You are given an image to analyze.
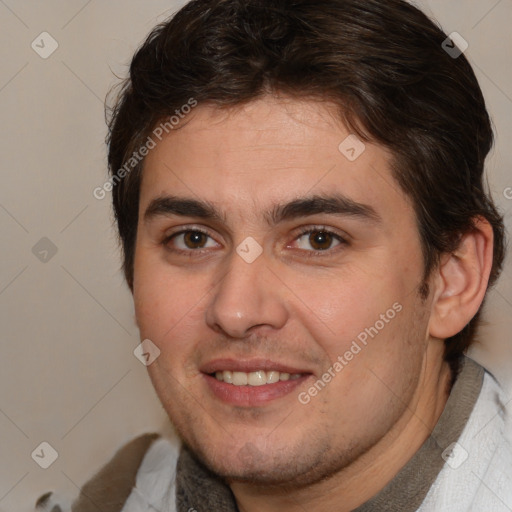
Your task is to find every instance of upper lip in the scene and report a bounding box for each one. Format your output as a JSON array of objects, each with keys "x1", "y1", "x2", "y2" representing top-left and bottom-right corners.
[{"x1": 200, "y1": 358, "x2": 313, "y2": 375}]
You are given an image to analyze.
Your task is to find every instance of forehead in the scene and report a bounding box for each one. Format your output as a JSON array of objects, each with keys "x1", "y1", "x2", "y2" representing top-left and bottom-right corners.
[{"x1": 139, "y1": 96, "x2": 412, "y2": 228}]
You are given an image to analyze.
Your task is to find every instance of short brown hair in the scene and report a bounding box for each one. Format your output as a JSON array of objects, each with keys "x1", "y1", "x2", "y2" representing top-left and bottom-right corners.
[{"x1": 106, "y1": 0, "x2": 506, "y2": 371}]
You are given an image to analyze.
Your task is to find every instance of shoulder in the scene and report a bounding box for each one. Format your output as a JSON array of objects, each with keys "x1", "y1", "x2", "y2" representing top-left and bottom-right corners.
[
  {"x1": 419, "y1": 360, "x2": 512, "y2": 511},
  {"x1": 35, "y1": 433, "x2": 180, "y2": 512}
]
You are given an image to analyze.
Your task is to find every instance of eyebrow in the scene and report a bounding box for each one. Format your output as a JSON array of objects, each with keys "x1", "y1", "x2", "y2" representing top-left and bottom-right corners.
[{"x1": 143, "y1": 193, "x2": 382, "y2": 226}]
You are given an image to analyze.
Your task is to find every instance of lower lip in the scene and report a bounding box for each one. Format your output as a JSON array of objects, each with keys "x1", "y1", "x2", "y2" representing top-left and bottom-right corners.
[{"x1": 203, "y1": 373, "x2": 311, "y2": 406}]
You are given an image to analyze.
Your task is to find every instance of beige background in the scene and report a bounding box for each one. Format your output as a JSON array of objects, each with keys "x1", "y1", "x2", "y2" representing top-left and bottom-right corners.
[{"x1": 0, "y1": 1, "x2": 511, "y2": 510}]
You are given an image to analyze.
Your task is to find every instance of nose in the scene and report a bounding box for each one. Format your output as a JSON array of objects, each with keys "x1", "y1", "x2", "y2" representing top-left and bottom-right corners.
[{"x1": 205, "y1": 248, "x2": 289, "y2": 339}]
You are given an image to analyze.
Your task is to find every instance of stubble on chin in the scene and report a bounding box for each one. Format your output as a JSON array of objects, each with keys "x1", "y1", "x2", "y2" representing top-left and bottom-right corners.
[{"x1": 172, "y1": 415, "x2": 378, "y2": 492}]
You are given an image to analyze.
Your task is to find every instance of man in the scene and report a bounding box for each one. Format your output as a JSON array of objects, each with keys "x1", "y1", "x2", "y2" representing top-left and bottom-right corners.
[{"x1": 37, "y1": 0, "x2": 511, "y2": 510}]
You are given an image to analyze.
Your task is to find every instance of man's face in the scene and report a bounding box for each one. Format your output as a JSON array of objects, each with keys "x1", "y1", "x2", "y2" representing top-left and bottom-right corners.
[{"x1": 133, "y1": 96, "x2": 434, "y2": 485}]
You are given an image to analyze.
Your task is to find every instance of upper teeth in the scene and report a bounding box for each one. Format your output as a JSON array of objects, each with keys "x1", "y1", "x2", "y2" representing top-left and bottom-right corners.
[{"x1": 214, "y1": 370, "x2": 302, "y2": 386}]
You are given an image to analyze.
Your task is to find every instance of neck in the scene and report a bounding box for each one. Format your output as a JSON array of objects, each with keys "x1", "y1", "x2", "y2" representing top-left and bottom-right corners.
[{"x1": 230, "y1": 352, "x2": 452, "y2": 512}]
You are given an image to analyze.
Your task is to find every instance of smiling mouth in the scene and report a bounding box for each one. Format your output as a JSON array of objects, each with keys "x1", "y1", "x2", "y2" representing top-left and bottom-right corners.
[{"x1": 210, "y1": 370, "x2": 305, "y2": 386}]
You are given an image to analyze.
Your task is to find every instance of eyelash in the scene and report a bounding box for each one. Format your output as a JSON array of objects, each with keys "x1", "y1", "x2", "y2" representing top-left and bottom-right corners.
[
  {"x1": 292, "y1": 226, "x2": 348, "y2": 256},
  {"x1": 162, "y1": 225, "x2": 348, "y2": 257}
]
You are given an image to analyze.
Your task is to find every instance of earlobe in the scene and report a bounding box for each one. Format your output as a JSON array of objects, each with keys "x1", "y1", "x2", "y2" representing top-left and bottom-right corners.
[{"x1": 429, "y1": 217, "x2": 494, "y2": 340}]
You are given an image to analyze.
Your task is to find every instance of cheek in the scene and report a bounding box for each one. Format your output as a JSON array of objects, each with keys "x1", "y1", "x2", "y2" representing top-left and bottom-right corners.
[
  {"x1": 311, "y1": 297, "x2": 426, "y2": 428},
  {"x1": 291, "y1": 266, "x2": 407, "y2": 351},
  {"x1": 133, "y1": 250, "x2": 206, "y2": 342}
]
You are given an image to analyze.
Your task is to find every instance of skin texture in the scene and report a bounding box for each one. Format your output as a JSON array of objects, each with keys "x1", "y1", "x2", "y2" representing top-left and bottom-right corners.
[{"x1": 133, "y1": 96, "x2": 493, "y2": 511}]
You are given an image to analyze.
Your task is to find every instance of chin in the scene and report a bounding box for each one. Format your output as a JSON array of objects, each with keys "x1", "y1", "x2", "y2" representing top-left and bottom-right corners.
[
  {"x1": 200, "y1": 447, "x2": 355, "y2": 489},
  {"x1": 200, "y1": 450, "x2": 314, "y2": 486},
  {"x1": 180, "y1": 425, "x2": 359, "y2": 489}
]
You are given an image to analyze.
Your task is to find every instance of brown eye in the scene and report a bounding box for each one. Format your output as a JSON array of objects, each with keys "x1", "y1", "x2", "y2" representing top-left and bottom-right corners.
[
  {"x1": 293, "y1": 228, "x2": 346, "y2": 253},
  {"x1": 164, "y1": 230, "x2": 218, "y2": 252},
  {"x1": 308, "y1": 231, "x2": 334, "y2": 251},
  {"x1": 183, "y1": 231, "x2": 208, "y2": 249}
]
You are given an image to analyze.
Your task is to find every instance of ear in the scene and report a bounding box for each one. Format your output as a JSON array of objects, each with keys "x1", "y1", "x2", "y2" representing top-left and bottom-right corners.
[{"x1": 429, "y1": 217, "x2": 494, "y2": 340}]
